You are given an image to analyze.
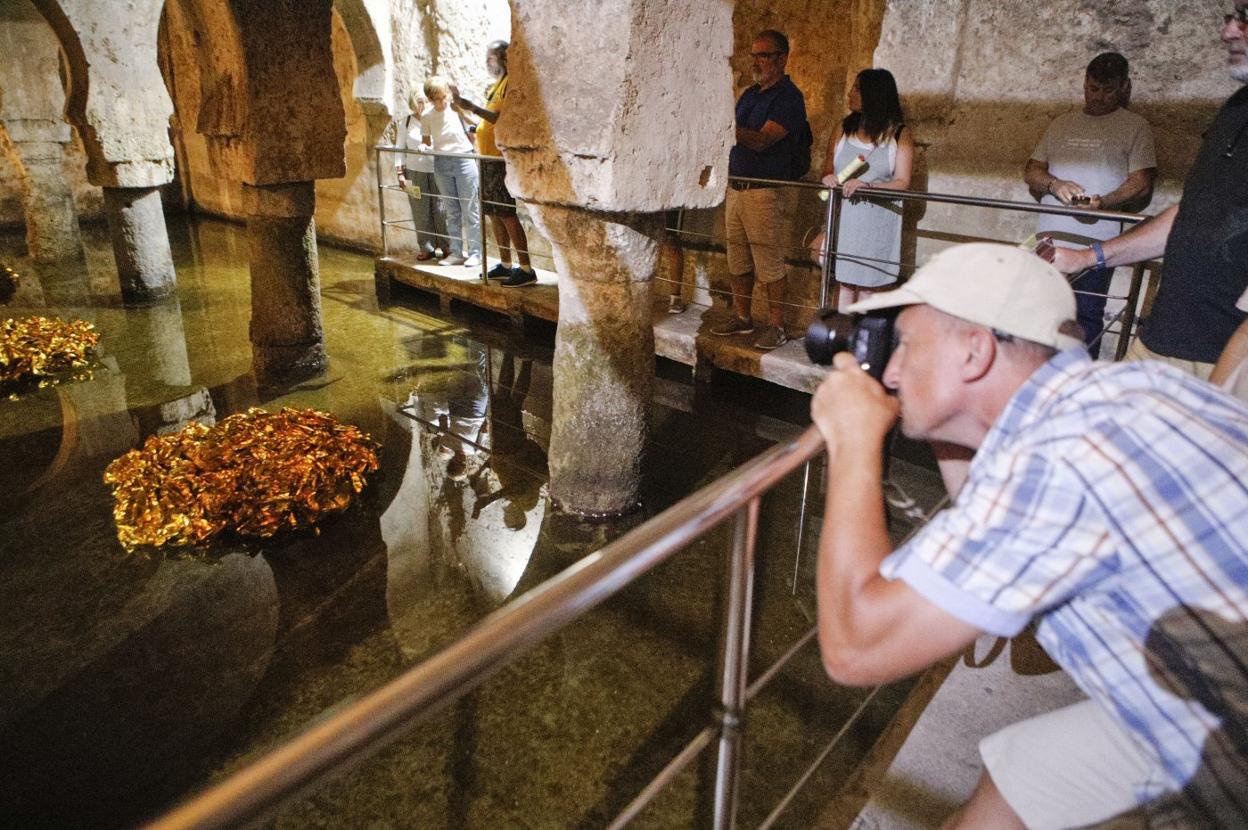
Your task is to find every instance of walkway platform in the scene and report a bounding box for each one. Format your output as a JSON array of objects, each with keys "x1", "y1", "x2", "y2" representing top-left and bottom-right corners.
[{"x1": 374, "y1": 256, "x2": 827, "y2": 394}]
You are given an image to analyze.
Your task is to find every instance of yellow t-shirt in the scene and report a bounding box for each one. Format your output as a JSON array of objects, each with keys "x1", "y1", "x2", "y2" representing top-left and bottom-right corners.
[{"x1": 475, "y1": 75, "x2": 507, "y2": 157}]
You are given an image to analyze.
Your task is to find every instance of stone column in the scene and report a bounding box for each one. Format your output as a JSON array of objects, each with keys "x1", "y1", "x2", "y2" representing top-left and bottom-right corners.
[
  {"x1": 531, "y1": 205, "x2": 662, "y2": 516},
  {"x1": 101, "y1": 187, "x2": 175, "y2": 304},
  {"x1": 243, "y1": 181, "x2": 327, "y2": 386},
  {"x1": 1, "y1": 128, "x2": 82, "y2": 263},
  {"x1": 501, "y1": 0, "x2": 734, "y2": 516}
]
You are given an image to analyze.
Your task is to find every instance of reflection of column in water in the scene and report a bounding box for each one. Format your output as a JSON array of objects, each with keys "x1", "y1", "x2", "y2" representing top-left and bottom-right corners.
[
  {"x1": 128, "y1": 298, "x2": 193, "y2": 388},
  {"x1": 31, "y1": 257, "x2": 93, "y2": 310}
]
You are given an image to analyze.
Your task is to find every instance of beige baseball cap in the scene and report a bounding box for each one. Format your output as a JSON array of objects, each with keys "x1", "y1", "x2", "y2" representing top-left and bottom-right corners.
[{"x1": 846, "y1": 242, "x2": 1084, "y2": 351}]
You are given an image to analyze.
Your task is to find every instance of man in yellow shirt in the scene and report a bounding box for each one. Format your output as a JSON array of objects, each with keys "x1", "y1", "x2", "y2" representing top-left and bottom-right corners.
[{"x1": 454, "y1": 41, "x2": 537, "y2": 287}]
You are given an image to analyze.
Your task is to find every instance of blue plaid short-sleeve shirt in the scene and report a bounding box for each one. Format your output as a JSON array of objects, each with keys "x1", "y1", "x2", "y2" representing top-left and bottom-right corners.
[{"x1": 882, "y1": 349, "x2": 1248, "y2": 819}]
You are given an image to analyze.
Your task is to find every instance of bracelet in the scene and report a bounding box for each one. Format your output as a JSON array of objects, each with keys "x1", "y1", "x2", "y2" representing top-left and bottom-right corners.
[{"x1": 1091, "y1": 241, "x2": 1106, "y2": 268}]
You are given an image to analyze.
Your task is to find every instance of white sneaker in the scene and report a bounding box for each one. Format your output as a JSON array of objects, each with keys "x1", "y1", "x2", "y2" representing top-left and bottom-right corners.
[
  {"x1": 438, "y1": 254, "x2": 467, "y2": 266},
  {"x1": 463, "y1": 254, "x2": 481, "y2": 268}
]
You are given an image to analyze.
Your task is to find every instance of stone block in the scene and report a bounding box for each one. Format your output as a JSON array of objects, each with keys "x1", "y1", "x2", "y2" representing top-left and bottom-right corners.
[{"x1": 501, "y1": 0, "x2": 734, "y2": 211}]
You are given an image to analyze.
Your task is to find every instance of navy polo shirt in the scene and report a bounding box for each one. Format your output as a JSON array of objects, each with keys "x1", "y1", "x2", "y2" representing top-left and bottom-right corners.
[{"x1": 729, "y1": 75, "x2": 807, "y2": 181}]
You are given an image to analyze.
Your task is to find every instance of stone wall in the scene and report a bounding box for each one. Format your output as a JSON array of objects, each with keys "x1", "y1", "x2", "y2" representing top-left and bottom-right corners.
[{"x1": 875, "y1": 0, "x2": 1234, "y2": 342}]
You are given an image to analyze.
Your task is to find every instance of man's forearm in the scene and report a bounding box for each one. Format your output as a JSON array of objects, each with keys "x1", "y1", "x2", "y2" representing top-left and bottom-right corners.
[
  {"x1": 1103, "y1": 203, "x2": 1176, "y2": 266},
  {"x1": 1023, "y1": 160, "x2": 1056, "y2": 198},
  {"x1": 816, "y1": 446, "x2": 894, "y2": 665},
  {"x1": 1098, "y1": 169, "x2": 1155, "y2": 210},
  {"x1": 458, "y1": 98, "x2": 499, "y2": 123},
  {"x1": 735, "y1": 126, "x2": 776, "y2": 152},
  {"x1": 1211, "y1": 318, "x2": 1248, "y2": 386}
]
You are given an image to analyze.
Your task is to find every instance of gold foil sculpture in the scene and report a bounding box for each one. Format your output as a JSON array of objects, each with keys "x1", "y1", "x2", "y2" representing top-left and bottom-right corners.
[
  {"x1": 0, "y1": 315, "x2": 99, "y2": 387},
  {"x1": 104, "y1": 407, "x2": 380, "y2": 551}
]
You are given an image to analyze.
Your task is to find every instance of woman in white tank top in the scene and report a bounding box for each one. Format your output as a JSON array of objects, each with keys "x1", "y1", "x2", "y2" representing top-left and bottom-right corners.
[{"x1": 818, "y1": 69, "x2": 914, "y2": 300}]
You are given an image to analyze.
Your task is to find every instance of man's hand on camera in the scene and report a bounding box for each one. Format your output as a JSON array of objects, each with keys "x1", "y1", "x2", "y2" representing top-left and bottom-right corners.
[{"x1": 811, "y1": 353, "x2": 899, "y2": 460}]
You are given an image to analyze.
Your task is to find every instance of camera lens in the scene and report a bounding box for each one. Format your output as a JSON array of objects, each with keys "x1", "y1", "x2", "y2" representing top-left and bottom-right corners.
[{"x1": 804, "y1": 309, "x2": 857, "y2": 366}]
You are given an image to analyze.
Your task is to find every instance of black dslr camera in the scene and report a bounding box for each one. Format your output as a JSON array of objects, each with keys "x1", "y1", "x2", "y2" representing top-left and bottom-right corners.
[{"x1": 804, "y1": 309, "x2": 897, "y2": 380}]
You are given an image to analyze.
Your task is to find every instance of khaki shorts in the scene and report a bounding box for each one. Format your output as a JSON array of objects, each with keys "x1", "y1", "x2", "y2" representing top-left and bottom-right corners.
[
  {"x1": 725, "y1": 186, "x2": 791, "y2": 285},
  {"x1": 980, "y1": 700, "x2": 1153, "y2": 830},
  {"x1": 1125, "y1": 337, "x2": 1215, "y2": 381}
]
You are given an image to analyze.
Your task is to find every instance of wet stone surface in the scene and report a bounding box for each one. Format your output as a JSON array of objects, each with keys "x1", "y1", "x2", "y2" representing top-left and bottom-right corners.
[{"x1": 0, "y1": 217, "x2": 944, "y2": 828}]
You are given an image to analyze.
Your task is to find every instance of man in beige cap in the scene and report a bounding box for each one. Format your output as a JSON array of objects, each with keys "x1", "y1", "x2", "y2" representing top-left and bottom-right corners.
[{"x1": 811, "y1": 242, "x2": 1248, "y2": 828}]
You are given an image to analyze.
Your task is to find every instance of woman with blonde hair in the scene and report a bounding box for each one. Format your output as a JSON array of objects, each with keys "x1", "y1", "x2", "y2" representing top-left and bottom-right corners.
[
  {"x1": 421, "y1": 75, "x2": 482, "y2": 267},
  {"x1": 392, "y1": 91, "x2": 446, "y2": 260}
]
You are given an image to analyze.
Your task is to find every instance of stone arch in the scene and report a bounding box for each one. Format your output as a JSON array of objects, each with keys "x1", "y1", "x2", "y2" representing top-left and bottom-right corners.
[
  {"x1": 332, "y1": 0, "x2": 394, "y2": 116},
  {"x1": 166, "y1": 0, "x2": 345, "y2": 187},
  {"x1": 28, "y1": 0, "x2": 175, "y2": 189},
  {"x1": 0, "y1": 0, "x2": 83, "y2": 261}
]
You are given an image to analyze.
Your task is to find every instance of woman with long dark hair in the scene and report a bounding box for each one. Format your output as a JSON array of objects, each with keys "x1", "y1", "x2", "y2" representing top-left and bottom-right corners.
[{"x1": 819, "y1": 68, "x2": 914, "y2": 298}]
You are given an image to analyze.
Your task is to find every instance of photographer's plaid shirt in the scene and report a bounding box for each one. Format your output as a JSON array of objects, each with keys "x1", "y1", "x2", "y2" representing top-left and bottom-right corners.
[{"x1": 882, "y1": 349, "x2": 1248, "y2": 821}]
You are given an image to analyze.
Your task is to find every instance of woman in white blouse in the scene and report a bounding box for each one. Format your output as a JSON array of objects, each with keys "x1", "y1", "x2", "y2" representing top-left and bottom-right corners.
[{"x1": 420, "y1": 76, "x2": 482, "y2": 267}]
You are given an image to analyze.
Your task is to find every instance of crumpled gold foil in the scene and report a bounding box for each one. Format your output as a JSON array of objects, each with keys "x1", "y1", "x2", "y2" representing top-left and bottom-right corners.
[
  {"x1": 0, "y1": 315, "x2": 99, "y2": 388},
  {"x1": 104, "y1": 407, "x2": 380, "y2": 552}
]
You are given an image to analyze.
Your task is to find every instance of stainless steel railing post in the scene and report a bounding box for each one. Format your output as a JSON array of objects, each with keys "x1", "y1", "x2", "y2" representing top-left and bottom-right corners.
[
  {"x1": 478, "y1": 155, "x2": 489, "y2": 283},
  {"x1": 712, "y1": 498, "x2": 760, "y2": 830},
  {"x1": 791, "y1": 459, "x2": 813, "y2": 594},
  {"x1": 818, "y1": 185, "x2": 838, "y2": 309},
  {"x1": 377, "y1": 147, "x2": 389, "y2": 257},
  {"x1": 1115, "y1": 262, "x2": 1147, "y2": 361}
]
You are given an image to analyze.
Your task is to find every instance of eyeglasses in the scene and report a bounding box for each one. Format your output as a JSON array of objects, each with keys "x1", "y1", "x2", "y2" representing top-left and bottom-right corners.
[
  {"x1": 750, "y1": 51, "x2": 783, "y2": 59},
  {"x1": 1226, "y1": 7, "x2": 1248, "y2": 26}
]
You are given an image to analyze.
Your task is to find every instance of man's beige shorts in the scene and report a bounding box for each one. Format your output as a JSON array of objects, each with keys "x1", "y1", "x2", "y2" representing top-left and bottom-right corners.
[
  {"x1": 980, "y1": 699, "x2": 1155, "y2": 829},
  {"x1": 1125, "y1": 336, "x2": 1215, "y2": 380},
  {"x1": 725, "y1": 186, "x2": 791, "y2": 285}
]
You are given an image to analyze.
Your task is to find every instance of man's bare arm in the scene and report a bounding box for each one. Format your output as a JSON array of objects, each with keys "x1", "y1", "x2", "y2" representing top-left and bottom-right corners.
[
  {"x1": 451, "y1": 84, "x2": 499, "y2": 124},
  {"x1": 811, "y1": 357, "x2": 982, "y2": 687},
  {"x1": 1025, "y1": 158, "x2": 1082, "y2": 204},
  {"x1": 1094, "y1": 167, "x2": 1156, "y2": 211},
  {"x1": 736, "y1": 120, "x2": 788, "y2": 153},
  {"x1": 1052, "y1": 203, "x2": 1178, "y2": 274},
  {"x1": 1211, "y1": 316, "x2": 1248, "y2": 386}
]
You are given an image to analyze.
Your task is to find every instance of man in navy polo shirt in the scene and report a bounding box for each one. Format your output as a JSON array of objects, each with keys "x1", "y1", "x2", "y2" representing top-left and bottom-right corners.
[{"x1": 712, "y1": 29, "x2": 808, "y2": 351}]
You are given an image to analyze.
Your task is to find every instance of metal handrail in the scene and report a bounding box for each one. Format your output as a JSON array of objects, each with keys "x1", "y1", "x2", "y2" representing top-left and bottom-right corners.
[
  {"x1": 146, "y1": 427, "x2": 827, "y2": 830},
  {"x1": 375, "y1": 146, "x2": 1154, "y2": 348}
]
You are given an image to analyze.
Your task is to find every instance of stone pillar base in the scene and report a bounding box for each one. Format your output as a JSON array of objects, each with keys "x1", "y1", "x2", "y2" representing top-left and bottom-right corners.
[
  {"x1": 244, "y1": 182, "x2": 327, "y2": 386},
  {"x1": 529, "y1": 204, "x2": 661, "y2": 517},
  {"x1": 102, "y1": 186, "x2": 176, "y2": 305}
]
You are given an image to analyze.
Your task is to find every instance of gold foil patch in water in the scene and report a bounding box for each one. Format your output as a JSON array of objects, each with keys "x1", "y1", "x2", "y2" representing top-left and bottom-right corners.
[{"x1": 104, "y1": 407, "x2": 380, "y2": 551}]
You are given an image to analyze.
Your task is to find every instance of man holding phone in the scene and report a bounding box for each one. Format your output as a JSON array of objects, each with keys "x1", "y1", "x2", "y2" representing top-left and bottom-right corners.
[{"x1": 1023, "y1": 52, "x2": 1156, "y2": 356}]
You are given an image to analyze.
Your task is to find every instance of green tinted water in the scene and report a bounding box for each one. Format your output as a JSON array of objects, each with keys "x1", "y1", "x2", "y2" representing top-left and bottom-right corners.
[{"x1": 0, "y1": 216, "x2": 938, "y2": 829}]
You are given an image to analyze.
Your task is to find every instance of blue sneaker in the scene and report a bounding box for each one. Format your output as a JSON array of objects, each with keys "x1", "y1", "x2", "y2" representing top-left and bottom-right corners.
[
  {"x1": 487, "y1": 263, "x2": 512, "y2": 279},
  {"x1": 502, "y1": 267, "x2": 538, "y2": 287}
]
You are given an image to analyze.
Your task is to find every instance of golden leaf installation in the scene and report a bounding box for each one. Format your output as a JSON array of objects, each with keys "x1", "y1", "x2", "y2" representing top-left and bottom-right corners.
[
  {"x1": 0, "y1": 315, "x2": 99, "y2": 392},
  {"x1": 104, "y1": 407, "x2": 380, "y2": 551}
]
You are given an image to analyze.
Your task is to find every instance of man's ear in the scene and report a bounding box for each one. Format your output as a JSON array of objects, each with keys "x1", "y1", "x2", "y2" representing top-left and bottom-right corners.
[{"x1": 960, "y1": 326, "x2": 997, "y2": 383}]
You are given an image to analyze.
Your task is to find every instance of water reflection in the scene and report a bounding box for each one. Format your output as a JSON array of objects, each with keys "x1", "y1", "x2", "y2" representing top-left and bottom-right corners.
[
  {"x1": 384, "y1": 339, "x2": 549, "y2": 660},
  {"x1": 0, "y1": 217, "x2": 936, "y2": 828}
]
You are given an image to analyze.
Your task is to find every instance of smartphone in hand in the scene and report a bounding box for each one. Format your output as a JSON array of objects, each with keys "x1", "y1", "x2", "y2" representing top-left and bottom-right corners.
[{"x1": 1033, "y1": 236, "x2": 1056, "y2": 263}]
